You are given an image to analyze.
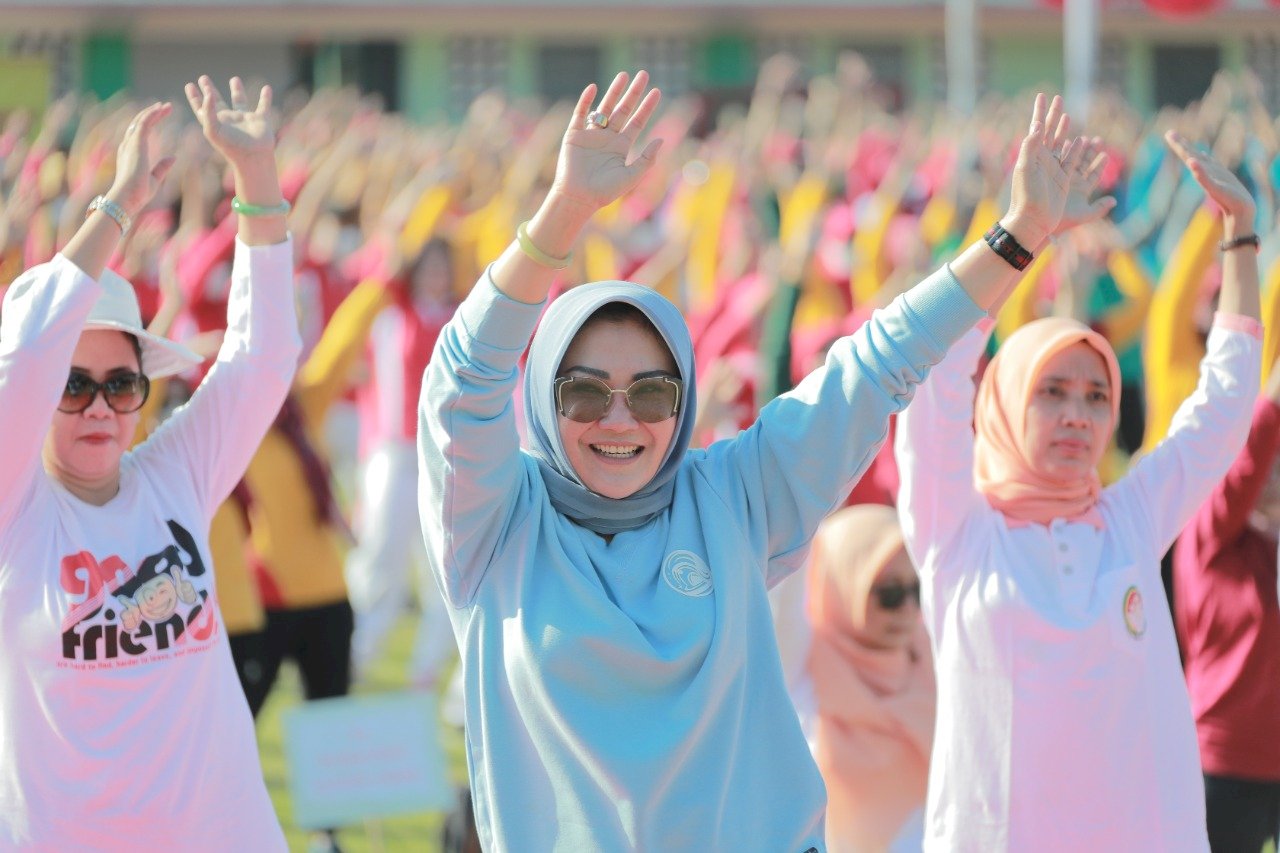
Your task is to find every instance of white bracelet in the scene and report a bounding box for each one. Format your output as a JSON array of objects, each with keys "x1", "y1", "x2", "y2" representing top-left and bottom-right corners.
[{"x1": 86, "y1": 196, "x2": 132, "y2": 236}]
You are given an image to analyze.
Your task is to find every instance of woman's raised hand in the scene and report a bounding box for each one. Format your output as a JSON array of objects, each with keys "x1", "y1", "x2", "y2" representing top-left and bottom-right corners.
[
  {"x1": 183, "y1": 74, "x2": 285, "y2": 246},
  {"x1": 549, "y1": 70, "x2": 663, "y2": 214},
  {"x1": 1003, "y1": 94, "x2": 1078, "y2": 247},
  {"x1": 183, "y1": 75, "x2": 276, "y2": 168},
  {"x1": 108, "y1": 102, "x2": 176, "y2": 218},
  {"x1": 1053, "y1": 135, "x2": 1116, "y2": 235},
  {"x1": 1164, "y1": 129, "x2": 1257, "y2": 227}
]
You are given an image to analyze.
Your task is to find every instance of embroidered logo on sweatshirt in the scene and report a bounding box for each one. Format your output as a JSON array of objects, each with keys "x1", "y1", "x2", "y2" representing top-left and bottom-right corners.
[
  {"x1": 662, "y1": 550, "x2": 713, "y2": 597},
  {"x1": 58, "y1": 519, "x2": 219, "y2": 669},
  {"x1": 1122, "y1": 585, "x2": 1146, "y2": 638}
]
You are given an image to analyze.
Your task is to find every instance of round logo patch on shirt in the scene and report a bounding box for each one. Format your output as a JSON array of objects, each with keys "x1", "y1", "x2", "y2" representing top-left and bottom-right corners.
[
  {"x1": 662, "y1": 550, "x2": 713, "y2": 597},
  {"x1": 1123, "y1": 585, "x2": 1146, "y2": 638}
]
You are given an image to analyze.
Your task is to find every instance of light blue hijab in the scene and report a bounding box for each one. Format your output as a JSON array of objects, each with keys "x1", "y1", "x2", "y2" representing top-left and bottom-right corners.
[{"x1": 523, "y1": 282, "x2": 697, "y2": 535}]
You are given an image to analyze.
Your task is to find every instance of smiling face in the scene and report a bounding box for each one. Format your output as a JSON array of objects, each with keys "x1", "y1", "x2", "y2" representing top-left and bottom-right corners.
[
  {"x1": 1022, "y1": 342, "x2": 1114, "y2": 483},
  {"x1": 43, "y1": 330, "x2": 143, "y2": 496},
  {"x1": 135, "y1": 574, "x2": 179, "y2": 622},
  {"x1": 556, "y1": 316, "x2": 680, "y2": 499}
]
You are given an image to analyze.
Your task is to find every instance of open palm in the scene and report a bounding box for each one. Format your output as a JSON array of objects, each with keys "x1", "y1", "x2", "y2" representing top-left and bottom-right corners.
[
  {"x1": 109, "y1": 101, "x2": 177, "y2": 215},
  {"x1": 1165, "y1": 130, "x2": 1256, "y2": 223},
  {"x1": 1005, "y1": 94, "x2": 1074, "y2": 244},
  {"x1": 1054, "y1": 136, "x2": 1116, "y2": 235},
  {"x1": 183, "y1": 75, "x2": 276, "y2": 166},
  {"x1": 551, "y1": 71, "x2": 663, "y2": 213}
]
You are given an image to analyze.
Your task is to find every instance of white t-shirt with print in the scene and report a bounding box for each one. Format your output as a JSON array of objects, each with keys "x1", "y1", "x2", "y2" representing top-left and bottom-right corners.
[{"x1": 0, "y1": 240, "x2": 299, "y2": 849}]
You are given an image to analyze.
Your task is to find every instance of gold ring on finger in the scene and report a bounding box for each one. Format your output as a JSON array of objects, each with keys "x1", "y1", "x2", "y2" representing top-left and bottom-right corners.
[{"x1": 585, "y1": 110, "x2": 609, "y2": 130}]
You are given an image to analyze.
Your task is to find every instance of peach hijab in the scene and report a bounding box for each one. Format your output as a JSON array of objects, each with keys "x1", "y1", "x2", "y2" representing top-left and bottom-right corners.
[
  {"x1": 806, "y1": 504, "x2": 934, "y2": 852},
  {"x1": 974, "y1": 317, "x2": 1121, "y2": 526}
]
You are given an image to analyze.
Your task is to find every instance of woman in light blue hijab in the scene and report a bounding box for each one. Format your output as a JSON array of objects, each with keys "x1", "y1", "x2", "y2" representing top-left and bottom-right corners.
[
  {"x1": 523, "y1": 281, "x2": 697, "y2": 535},
  {"x1": 417, "y1": 73, "x2": 1102, "y2": 851}
]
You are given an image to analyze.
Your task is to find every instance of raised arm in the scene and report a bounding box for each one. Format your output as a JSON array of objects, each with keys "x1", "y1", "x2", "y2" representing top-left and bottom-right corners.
[
  {"x1": 949, "y1": 99, "x2": 1113, "y2": 314},
  {"x1": 1164, "y1": 130, "x2": 1261, "y2": 323},
  {"x1": 488, "y1": 71, "x2": 662, "y2": 305},
  {"x1": 700, "y1": 96, "x2": 1114, "y2": 584},
  {"x1": 0, "y1": 102, "x2": 175, "y2": 529},
  {"x1": 418, "y1": 71, "x2": 664, "y2": 606},
  {"x1": 1119, "y1": 132, "x2": 1263, "y2": 551},
  {"x1": 895, "y1": 323, "x2": 991, "y2": 574},
  {"x1": 61, "y1": 102, "x2": 176, "y2": 280},
  {"x1": 139, "y1": 76, "x2": 298, "y2": 515}
]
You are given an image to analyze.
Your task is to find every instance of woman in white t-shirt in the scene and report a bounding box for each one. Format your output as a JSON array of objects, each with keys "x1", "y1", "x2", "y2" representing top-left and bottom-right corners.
[
  {"x1": 0, "y1": 76, "x2": 296, "y2": 848},
  {"x1": 896, "y1": 132, "x2": 1264, "y2": 852}
]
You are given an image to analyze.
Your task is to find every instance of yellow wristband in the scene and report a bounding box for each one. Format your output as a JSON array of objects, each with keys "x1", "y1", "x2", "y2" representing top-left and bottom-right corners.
[{"x1": 516, "y1": 220, "x2": 571, "y2": 270}]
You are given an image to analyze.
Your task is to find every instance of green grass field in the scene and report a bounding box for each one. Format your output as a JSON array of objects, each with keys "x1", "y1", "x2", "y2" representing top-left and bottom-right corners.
[{"x1": 255, "y1": 614, "x2": 468, "y2": 852}]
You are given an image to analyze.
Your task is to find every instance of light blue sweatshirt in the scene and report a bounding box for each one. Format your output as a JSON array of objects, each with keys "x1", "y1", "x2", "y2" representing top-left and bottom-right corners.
[{"x1": 417, "y1": 266, "x2": 984, "y2": 851}]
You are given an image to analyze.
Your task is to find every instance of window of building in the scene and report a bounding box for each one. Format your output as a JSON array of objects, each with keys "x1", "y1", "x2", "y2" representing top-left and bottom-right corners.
[
  {"x1": 632, "y1": 36, "x2": 693, "y2": 100},
  {"x1": 1152, "y1": 43, "x2": 1219, "y2": 109},
  {"x1": 448, "y1": 37, "x2": 510, "y2": 116},
  {"x1": 538, "y1": 43, "x2": 602, "y2": 105}
]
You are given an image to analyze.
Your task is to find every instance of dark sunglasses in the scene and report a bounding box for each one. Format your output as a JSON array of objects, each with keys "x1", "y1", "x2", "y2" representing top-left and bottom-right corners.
[
  {"x1": 59, "y1": 372, "x2": 151, "y2": 414},
  {"x1": 872, "y1": 581, "x2": 921, "y2": 611},
  {"x1": 554, "y1": 375, "x2": 682, "y2": 424}
]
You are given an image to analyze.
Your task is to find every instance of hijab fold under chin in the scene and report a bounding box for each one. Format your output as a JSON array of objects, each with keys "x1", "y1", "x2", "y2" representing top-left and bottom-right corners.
[
  {"x1": 523, "y1": 282, "x2": 697, "y2": 535},
  {"x1": 973, "y1": 317, "x2": 1121, "y2": 526}
]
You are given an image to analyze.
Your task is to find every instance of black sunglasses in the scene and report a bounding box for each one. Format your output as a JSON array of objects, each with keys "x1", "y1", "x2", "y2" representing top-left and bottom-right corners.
[
  {"x1": 59, "y1": 372, "x2": 151, "y2": 414},
  {"x1": 872, "y1": 581, "x2": 921, "y2": 611},
  {"x1": 554, "y1": 375, "x2": 682, "y2": 424}
]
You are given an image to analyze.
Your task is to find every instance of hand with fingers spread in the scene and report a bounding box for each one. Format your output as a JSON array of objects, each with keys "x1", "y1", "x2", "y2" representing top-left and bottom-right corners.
[
  {"x1": 943, "y1": 94, "x2": 1115, "y2": 314},
  {"x1": 183, "y1": 75, "x2": 276, "y2": 169},
  {"x1": 550, "y1": 70, "x2": 664, "y2": 215},
  {"x1": 1002, "y1": 94, "x2": 1084, "y2": 248},
  {"x1": 182, "y1": 75, "x2": 286, "y2": 246},
  {"x1": 490, "y1": 70, "x2": 663, "y2": 304}
]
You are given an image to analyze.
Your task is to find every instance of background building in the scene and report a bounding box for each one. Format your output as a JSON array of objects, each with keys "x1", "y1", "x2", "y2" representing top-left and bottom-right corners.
[{"x1": 0, "y1": 0, "x2": 1277, "y2": 120}]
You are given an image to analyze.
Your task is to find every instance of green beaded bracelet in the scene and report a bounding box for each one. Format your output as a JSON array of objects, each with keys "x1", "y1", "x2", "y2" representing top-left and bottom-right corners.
[{"x1": 231, "y1": 196, "x2": 292, "y2": 217}]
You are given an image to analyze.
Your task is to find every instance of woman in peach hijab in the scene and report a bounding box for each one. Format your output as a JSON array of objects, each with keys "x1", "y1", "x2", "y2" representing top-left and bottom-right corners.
[
  {"x1": 895, "y1": 133, "x2": 1264, "y2": 853},
  {"x1": 807, "y1": 504, "x2": 934, "y2": 853}
]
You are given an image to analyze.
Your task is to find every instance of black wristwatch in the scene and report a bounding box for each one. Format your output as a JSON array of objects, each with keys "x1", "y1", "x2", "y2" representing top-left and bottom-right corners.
[
  {"x1": 984, "y1": 222, "x2": 1034, "y2": 271},
  {"x1": 1219, "y1": 233, "x2": 1261, "y2": 252}
]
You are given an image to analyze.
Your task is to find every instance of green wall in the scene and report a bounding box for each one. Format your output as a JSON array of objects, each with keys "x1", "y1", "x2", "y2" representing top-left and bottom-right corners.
[
  {"x1": 697, "y1": 33, "x2": 755, "y2": 89},
  {"x1": 988, "y1": 37, "x2": 1064, "y2": 98},
  {"x1": 401, "y1": 37, "x2": 449, "y2": 122},
  {"x1": 82, "y1": 33, "x2": 131, "y2": 99}
]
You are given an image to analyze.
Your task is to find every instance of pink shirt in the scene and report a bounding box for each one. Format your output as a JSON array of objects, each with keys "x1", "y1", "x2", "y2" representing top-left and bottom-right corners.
[{"x1": 897, "y1": 319, "x2": 1260, "y2": 852}]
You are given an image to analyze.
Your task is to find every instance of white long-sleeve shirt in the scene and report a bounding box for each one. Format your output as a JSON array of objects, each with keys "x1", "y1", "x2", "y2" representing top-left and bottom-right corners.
[
  {"x1": 0, "y1": 241, "x2": 299, "y2": 849},
  {"x1": 896, "y1": 319, "x2": 1260, "y2": 853}
]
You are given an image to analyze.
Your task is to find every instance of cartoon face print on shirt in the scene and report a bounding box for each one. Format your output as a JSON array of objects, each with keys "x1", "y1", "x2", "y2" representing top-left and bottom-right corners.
[
  {"x1": 115, "y1": 566, "x2": 198, "y2": 633},
  {"x1": 60, "y1": 520, "x2": 219, "y2": 667}
]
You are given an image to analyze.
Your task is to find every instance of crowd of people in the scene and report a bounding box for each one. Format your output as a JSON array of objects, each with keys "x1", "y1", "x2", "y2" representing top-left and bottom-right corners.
[{"x1": 1, "y1": 51, "x2": 1279, "y2": 852}]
